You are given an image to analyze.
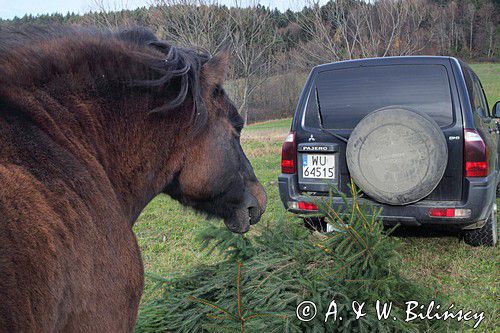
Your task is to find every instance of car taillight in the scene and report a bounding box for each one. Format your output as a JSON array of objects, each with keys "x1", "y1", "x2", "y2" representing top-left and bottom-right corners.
[
  {"x1": 298, "y1": 201, "x2": 318, "y2": 211},
  {"x1": 428, "y1": 208, "x2": 471, "y2": 218},
  {"x1": 281, "y1": 132, "x2": 296, "y2": 174},
  {"x1": 288, "y1": 201, "x2": 319, "y2": 211},
  {"x1": 464, "y1": 129, "x2": 489, "y2": 177}
]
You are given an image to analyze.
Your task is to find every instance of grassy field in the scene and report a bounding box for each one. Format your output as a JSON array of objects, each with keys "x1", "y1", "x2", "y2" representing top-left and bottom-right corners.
[
  {"x1": 472, "y1": 63, "x2": 500, "y2": 104},
  {"x1": 134, "y1": 63, "x2": 499, "y2": 331}
]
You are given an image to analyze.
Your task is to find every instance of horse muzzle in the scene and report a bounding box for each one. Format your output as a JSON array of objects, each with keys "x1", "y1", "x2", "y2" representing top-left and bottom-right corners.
[{"x1": 224, "y1": 191, "x2": 265, "y2": 234}]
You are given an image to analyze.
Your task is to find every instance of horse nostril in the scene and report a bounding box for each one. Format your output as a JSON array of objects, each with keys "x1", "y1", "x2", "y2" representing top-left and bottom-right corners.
[
  {"x1": 243, "y1": 192, "x2": 261, "y2": 225},
  {"x1": 248, "y1": 205, "x2": 261, "y2": 225}
]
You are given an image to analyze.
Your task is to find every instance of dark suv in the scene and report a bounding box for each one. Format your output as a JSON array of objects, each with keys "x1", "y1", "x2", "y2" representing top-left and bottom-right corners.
[{"x1": 278, "y1": 56, "x2": 499, "y2": 247}]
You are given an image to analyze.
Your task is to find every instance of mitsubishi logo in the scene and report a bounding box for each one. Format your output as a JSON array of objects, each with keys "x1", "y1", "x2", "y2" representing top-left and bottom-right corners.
[{"x1": 308, "y1": 134, "x2": 315, "y2": 142}]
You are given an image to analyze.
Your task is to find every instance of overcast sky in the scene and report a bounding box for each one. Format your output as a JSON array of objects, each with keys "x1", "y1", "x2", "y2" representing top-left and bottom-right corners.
[{"x1": 0, "y1": 0, "x2": 306, "y2": 19}]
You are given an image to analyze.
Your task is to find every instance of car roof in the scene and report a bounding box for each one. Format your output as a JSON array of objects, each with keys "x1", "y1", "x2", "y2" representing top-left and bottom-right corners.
[{"x1": 314, "y1": 56, "x2": 456, "y2": 72}]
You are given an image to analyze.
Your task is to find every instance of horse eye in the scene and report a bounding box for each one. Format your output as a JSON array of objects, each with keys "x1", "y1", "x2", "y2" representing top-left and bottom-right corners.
[
  {"x1": 233, "y1": 117, "x2": 244, "y2": 133},
  {"x1": 211, "y1": 85, "x2": 223, "y2": 99},
  {"x1": 211, "y1": 89, "x2": 218, "y2": 98}
]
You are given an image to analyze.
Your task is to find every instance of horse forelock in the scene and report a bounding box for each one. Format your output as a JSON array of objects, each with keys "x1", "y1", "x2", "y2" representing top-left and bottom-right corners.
[
  {"x1": 0, "y1": 25, "x2": 211, "y2": 134},
  {"x1": 135, "y1": 40, "x2": 211, "y2": 135}
]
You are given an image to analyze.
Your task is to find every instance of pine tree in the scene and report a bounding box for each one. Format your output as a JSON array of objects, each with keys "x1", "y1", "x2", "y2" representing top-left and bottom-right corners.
[{"x1": 136, "y1": 185, "x2": 461, "y2": 332}]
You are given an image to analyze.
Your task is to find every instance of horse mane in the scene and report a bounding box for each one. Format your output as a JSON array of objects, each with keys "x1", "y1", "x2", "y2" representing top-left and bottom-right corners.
[{"x1": 0, "y1": 25, "x2": 211, "y2": 133}]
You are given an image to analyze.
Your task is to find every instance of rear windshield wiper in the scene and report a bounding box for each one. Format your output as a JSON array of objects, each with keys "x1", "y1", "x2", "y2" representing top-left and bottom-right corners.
[{"x1": 315, "y1": 87, "x2": 348, "y2": 143}]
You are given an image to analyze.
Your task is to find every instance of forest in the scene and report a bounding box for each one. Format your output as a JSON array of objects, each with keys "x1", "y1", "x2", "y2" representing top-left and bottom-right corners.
[{"x1": 2, "y1": 0, "x2": 498, "y2": 123}]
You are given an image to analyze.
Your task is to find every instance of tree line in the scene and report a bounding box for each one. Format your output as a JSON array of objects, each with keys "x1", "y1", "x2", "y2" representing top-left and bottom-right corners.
[{"x1": 1, "y1": 0, "x2": 498, "y2": 123}]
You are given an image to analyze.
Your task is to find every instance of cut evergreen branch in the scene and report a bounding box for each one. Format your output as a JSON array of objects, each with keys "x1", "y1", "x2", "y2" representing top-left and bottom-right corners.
[{"x1": 136, "y1": 185, "x2": 461, "y2": 332}]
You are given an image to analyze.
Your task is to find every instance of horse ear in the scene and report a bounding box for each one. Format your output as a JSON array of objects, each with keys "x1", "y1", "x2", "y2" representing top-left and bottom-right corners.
[{"x1": 202, "y1": 50, "x2": 229, "y2": 86}]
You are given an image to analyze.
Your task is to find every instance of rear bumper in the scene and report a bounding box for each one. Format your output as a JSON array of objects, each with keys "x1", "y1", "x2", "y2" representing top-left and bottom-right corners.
[{"x1": 278, "y1": 172, "x2": 497, "y2": 230}]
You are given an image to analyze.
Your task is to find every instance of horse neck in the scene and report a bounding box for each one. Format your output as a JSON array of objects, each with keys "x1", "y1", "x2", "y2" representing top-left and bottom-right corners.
[
  {"x1": 0, "y1": 38, "x2": 190, "y2": 224},
  {"x1": 8, "y1": 85, "x2": 187, "y2": 224},
  {"x1": 80, "y1": 96, "x2": 188, "y2": 223}
]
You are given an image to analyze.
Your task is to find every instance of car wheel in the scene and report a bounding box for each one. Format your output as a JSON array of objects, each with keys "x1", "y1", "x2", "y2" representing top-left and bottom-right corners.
[
  {"x1": 463, "y1": 207, "x2": 498, "y2": 247},
  {"x1": 346, "y1": 106, "x2": 448, "y2": 205},
  {"x1": 303, "y1": 217, "x2": 326, "y2": 232}
]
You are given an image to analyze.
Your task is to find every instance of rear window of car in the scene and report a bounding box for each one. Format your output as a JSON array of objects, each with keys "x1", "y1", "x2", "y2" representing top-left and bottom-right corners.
[{"x1": 312, "y1": 64, "x2": 454, "y2": 129}]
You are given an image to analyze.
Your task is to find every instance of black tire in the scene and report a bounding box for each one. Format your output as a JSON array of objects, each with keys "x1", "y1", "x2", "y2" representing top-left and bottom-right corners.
[
  {"x1": 463, "y1": 208, "x2": 498, "y2": 247},
  {"x1": 303, "y1": 217, "x2": 326, "y2": 232},
  {"x1": 346, "y1": 106, "x2": 448, "y2": 205}
]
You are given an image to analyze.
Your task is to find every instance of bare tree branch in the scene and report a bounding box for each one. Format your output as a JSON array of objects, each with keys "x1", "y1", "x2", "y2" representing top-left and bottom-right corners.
[
  {"x1": 149, "y1": 0, "x2": 231, "y2": 54},
  {"x1": 229, "y1": 0, "x2": 277, "y2": 124}
]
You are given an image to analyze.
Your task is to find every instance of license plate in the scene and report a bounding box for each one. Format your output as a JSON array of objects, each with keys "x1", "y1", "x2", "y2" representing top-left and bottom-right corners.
[{"x1": 302, "y1": 154, "x2": 335, "y2": 179}]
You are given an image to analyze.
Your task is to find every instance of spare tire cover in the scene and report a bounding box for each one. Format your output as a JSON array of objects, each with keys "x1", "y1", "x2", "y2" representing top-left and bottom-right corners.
[{"x1": 346, "y1": 106, "x2": 448, "y2": 205}]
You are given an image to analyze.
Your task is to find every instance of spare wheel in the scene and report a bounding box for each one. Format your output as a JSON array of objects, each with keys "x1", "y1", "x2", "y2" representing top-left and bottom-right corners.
[{"x1": 346, "y1": 106, "x2": 448, "y2": 205}]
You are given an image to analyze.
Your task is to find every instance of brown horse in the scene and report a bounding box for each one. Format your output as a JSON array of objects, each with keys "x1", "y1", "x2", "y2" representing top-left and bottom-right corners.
[{"x1": 0, "y1": 26, "x2": 266, "y2": 332}]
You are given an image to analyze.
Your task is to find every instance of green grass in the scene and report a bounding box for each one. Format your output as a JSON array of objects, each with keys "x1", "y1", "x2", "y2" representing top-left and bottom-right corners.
[
  {"x1": 471, "y1": 63, "x2": 500, "y2": 104},
  {"x1": 134, "y1": 63, "x2": 500, "y2": 331},
  {"x1": 245, "y1": 117, "x2": 293, "y2": 131}
]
